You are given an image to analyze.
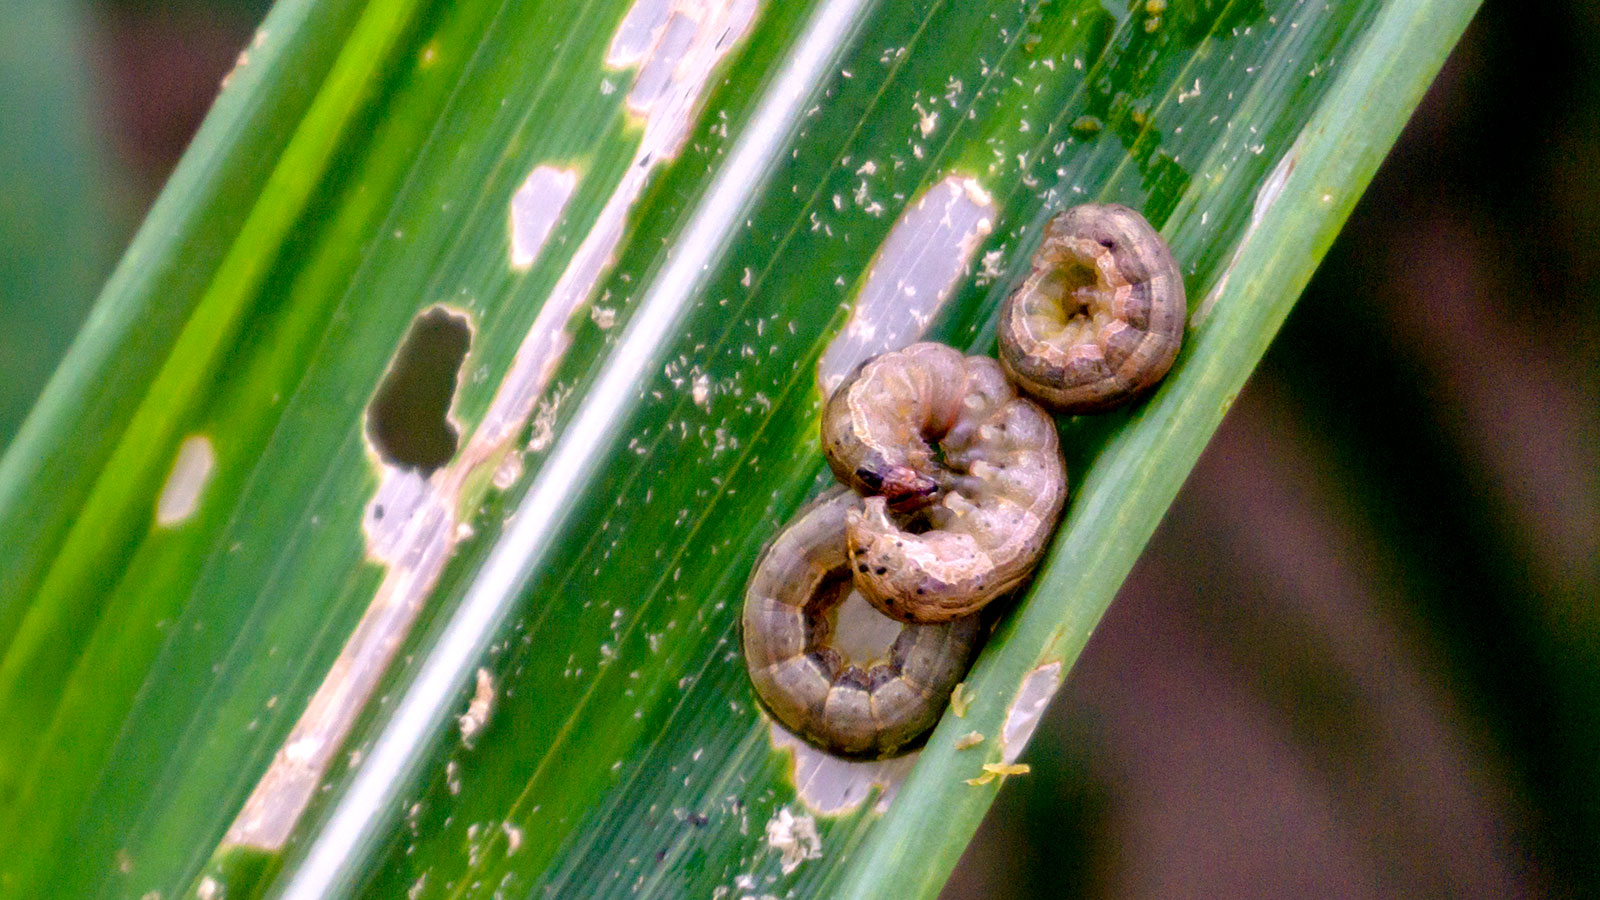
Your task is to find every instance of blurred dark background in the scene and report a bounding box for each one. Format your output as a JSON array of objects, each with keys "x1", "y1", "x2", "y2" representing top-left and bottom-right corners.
[
  {"x1": 953, "y1": 3, "x2": 1600, "y2": 898},
  {"x1": 2, "y1": 0, "x2": 1595, "y2": 897}
]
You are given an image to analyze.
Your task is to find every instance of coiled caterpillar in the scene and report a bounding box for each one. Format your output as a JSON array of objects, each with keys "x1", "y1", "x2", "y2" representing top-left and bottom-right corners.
[
  {"x1": 746, "y1": 203, "x2": 1179, "y2": 758},
  {"x1": 998, "y1": 204, "x2": 1186, "y2": 412},
  {"x1": 822, "y1": 343, "x2": 1066, "y2": 623},
  {"x1": 742, "y1": 487, "x2": 981, "y2": 758}
]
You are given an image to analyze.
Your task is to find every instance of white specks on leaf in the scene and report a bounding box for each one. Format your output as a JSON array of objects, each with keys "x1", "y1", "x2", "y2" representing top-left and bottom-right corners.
[
  {"x1": 1194, "y1": 137, "x2": 1301, "y2": 325},
  {"x1": 492, "y1": 450, "x2": 523, "y2": 491},
  {"x1": 692, "y1": 372, "x2": 712, "y2": 410},
  {"x1": 626, "y1": 11, "x2": 699, "y2": 111},
  {"x1": 220, "y1": 48, "x2": 251, "y2": 90},
  {"x1": 509, "y1": 165, "x2": 577, "y2": 270},
  {"x1": 763, "y1": 806, "x2": 823, "y2": 874},
  {"x1": 1252, "y1": 144, "x2": 1298, "y2": 230},
  {"x1": 283, "y1": 735, "x2": 323, "y2": 765},
  {"x1": 362, "y1": 469, "x2": 448, "y2": 565},
  {"x1": 527, "y1": 387, "x2": 569, "y2": 454},
  {"x1": 976, "y1": 247, "x2": 1005, "y2": 284},
  {"x1": 457, "y1": 668, "x2": 495, "y2": 749},
  {"x1": 948, "y1": 681, "x2": 973, "y2": 718},
  {"x1": 816, "y1": 174, "x2": 996, "y2": 396},
  {"x1": 1000, "y1": 661, "x2": 1060, "y2": 764},
  {"x1": 964, "y1": 761, "x2": 1030, "y2": 787},
  {"x1": 770, "y1": 723, "x2": 916, "y2": 816},
  {"x1": 155, "y1": 435, "x2": 215, "y2": 527},
  {"x1": 501, "y1": 820, "x2": 524, "y2": 855},
  {"x1": 466, "y1": 823, "x2": 489, "y2": 867},
  {"x1": 606, "y1": 0, "x2": 672, "y2": 68}
]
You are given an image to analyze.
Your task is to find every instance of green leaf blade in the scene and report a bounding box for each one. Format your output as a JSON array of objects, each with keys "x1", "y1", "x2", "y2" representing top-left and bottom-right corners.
[{"x1": 0, "y1": 0, "x2": 1479, "y2": 898}]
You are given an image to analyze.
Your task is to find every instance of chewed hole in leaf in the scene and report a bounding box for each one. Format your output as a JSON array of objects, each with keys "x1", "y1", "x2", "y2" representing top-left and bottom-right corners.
[{"x1": 366, "y1": 306, "x2": 471, "y2": 475}]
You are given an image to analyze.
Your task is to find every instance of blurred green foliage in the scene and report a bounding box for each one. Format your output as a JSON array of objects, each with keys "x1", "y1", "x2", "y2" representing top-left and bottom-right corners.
[{"x1": 0, "y1": 0, "x2": 116, "y2": 446}]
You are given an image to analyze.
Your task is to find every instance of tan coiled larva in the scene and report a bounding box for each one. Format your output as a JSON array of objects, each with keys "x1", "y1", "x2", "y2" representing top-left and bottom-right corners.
[
  {"x1": 821, "y1": 343, "x2": 1067, "y2": 623},
  {"x1": 997, "y1": 203, "x2": 1186, "y2": 413},
  {"x1": 742, "y1": 486, "x2": 981, "y2": 758}
]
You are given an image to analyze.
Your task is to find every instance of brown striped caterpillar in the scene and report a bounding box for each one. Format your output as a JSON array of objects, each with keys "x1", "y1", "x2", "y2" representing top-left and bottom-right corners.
[
  {"x1": 998, "y1": 204, "x2": 1186, "y2": 412},
  {"x1": 742, "y1": 487, "x2": 981, "y2": 758},
  {"x1": 822, "y1": 343, "x2": 1067, "y2": 623}
]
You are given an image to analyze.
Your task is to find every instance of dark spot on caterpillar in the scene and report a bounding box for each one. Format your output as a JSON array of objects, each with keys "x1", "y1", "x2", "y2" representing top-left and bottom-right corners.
[
  {"x1": 855, "y1": 467, "x2": 884, "y2": 490},
  {"x1": 875, "y1": 566, "x2": 888, "y2": 575},
  {"x1": 836, "y1": 666, "x2": 870, "y2": 690}
]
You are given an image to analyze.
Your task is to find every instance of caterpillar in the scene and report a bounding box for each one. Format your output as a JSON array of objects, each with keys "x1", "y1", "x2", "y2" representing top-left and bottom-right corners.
[
  {"x1": 742, "y1": 487, "x2": 981, "y2": 758},
  {"x1": 821, "y1": 343, "x2": 1066, "y2": 623},
  {"x1": 997, "y1": 203, "x2": 1186, "y2": 413},
  {"x1": 747, "y1": 203, "x2": 1179, "y2": 757}
]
